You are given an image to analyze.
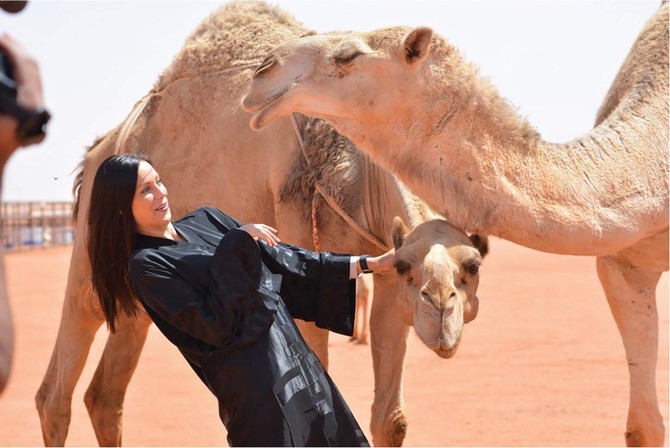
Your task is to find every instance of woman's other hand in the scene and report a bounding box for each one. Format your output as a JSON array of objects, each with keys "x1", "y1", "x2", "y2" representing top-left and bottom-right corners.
[{"x1": 239, "y1": 223, "x2": 281, "y2": 247}]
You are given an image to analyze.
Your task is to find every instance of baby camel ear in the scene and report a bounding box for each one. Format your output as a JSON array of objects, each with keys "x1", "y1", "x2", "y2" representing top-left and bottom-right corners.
[
  {"x1": 403, "y1": 27, "x2": 433, "y2": 66},
  {"x1": 469, "y1": 234, "x2": 489, "y2": 258},
  {"x1": 391, "y1": 216, "x2": 410, "y2": 249}
]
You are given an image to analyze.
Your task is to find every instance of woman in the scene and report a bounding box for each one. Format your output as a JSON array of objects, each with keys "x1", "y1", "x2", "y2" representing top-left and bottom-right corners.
[{"x1": 87, "y1": 154, "x2": 394, "y2": 447}]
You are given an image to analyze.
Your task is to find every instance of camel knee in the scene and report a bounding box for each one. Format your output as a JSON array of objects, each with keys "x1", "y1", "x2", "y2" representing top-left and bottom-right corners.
[
  {"x1": 371, "y1": 407, "x2": 407, "y2": 447},
  {"x1": 83, "y1": 384, "x2": 122, "y2": 420},
  {"x1": 35, "y1": 379, "x2": 49, "y2": 415}
]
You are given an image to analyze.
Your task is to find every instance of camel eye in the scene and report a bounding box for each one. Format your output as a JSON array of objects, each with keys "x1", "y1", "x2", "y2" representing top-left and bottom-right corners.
[
  {"x1": 333, "y1": 51, "x2": 362, "y2": 65},
  {"x1": 394, "y1": 259, "x2": 412, "y2": 276},
  {"x1": 332, "y1": 40, "x2": 366, "y2": 65},
  {"x1": 463, "y1": 260, "x2": 480, "y2": 276},
  {"x1": 394, "y1": 258, "x2": 417, "y2": 286}
]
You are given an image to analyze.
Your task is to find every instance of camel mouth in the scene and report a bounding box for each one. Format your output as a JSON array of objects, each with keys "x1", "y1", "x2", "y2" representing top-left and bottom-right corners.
[
  {"x1": 419, "y1": 325, "x2": 462, "y2": 359},
  {"x1": 433, "y1": 343, "x2": 459, "y2": 359},
  {"x1": 242, "y1": 86, "x2": 290, "y2": 130}
]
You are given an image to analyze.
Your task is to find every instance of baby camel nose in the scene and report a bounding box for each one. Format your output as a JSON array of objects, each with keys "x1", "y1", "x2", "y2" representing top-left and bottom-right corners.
[{"x1": 254, "y1": 54, "x2": 277, "y2": 79}]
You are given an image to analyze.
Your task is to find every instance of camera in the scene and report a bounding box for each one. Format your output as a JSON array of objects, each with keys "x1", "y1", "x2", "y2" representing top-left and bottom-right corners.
[{"x1": 0, "y1": 49, "x2": 50, "y2": 146}]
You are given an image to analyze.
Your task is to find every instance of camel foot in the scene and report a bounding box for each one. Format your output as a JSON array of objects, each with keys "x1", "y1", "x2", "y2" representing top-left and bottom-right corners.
[
  {"x1": 624, "y1": 411, "x2": 665, "y2": 447},
  {"x1": 388, "y1": 414, "x2": 408, "y2": 447},
  {"x1": 84, "y1": 387, "x2": 123, "y2": 446},
  {"x1": 35, "y1": 381, "x2": 70, "y2": 447},
  {"x1": 625, "y1": 428, "x2": 664, "y2": 447},
  {"x1": 372, "y1": 407, "x2": 408, "y2": 447},
  {"x1": 625, "y1": 430, "x2": 642, "y2": 447}
]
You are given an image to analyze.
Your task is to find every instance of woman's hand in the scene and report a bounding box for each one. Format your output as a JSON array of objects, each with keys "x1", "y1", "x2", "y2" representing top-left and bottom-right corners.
[
  {"x1": 363, "y1": 248, "x2": 396, "y2": 273},
  {"x1": 239, "y1": 223, "x2": 281, "y2": 247}
]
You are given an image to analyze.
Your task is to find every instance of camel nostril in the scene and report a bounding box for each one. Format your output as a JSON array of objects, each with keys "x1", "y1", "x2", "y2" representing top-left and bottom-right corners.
[{"x1": 254, "y1": 55, "x2": 277, "y2": 79}]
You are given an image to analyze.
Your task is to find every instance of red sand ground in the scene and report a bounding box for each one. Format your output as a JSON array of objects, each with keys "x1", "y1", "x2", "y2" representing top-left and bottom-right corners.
[{"x1": 0, "y1": 240, "x2": 667, "y2": 446}]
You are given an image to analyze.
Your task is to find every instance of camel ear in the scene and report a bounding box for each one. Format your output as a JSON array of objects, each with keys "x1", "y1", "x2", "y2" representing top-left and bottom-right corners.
[
  {"x1": 403, "y1": 27, "x2": 433, "y2": 66},
  {"x1": 392, "y1": 216, "x2": 409, "y2": 249},
  {"x1": 469, "y1": 234, "x2": 489, "y2": 258}
]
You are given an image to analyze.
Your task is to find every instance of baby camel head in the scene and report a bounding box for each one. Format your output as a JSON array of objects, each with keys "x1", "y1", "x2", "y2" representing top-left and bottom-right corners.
[{"x1": 393, "y1": 217, "x2": 488, "y2": 359}]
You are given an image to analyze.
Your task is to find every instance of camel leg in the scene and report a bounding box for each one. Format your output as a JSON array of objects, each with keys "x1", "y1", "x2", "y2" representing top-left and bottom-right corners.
[
  {"x1": 273, "y1": 201, "x2": 330, "y2": 368},
  {"x1": 35, "y1": 285, "x2": 104, "y2": 446},
  {"x1": 359, "y1": 275, "x2": 372, "y2": 344},
  {"x1": 295, "y1": 320, "x2": 330, "y2": 369},
  {"x1": 369, "y1": 274, "x2": 409, "y2": 447},
  {"x1": 84, "y1": 311, "x2": 152, "y2": 446},
  {"x1": 351, "y1": 274, "x2": 371, "y2": 344},
  {"x1": 596, "y1": 255, "x2": 664, "y2": 447}
]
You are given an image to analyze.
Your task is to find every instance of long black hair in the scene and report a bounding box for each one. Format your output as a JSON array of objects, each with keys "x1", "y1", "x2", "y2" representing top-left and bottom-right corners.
[{"x1": 88, "y1": 154, "x2": 151, "y2": 333}]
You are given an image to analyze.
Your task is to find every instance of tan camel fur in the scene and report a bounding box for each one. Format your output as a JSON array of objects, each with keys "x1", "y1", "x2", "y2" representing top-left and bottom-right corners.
[
  {"x1": 242, "y1": 3, "x2": 669, "y2": 446},
  {"x1": 34, "y1": 3, "x2": 488, "y2": 447},
  {"x1": 351, "y1": 274, "x2": 372, "y2": 344}
]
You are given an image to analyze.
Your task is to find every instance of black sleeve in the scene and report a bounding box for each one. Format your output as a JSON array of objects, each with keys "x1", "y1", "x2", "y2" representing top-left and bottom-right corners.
[
  {"x1": 202, "y1": 206, "x2": 244, "y2": 231},
  {"x1": 129, "y1": 229, "x2": 277, "y2": 350},
  {"x1": 257, "y1": 240, "x2": 356, "y2": 336},
  {"x1": 205, "y1": 205, "x2": 356, "y2": 335}
]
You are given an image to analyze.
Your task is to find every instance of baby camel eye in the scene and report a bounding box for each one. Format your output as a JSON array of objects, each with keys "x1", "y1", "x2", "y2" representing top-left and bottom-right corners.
[
  {"x1": 394, "y1": 259, "x2": 412, "y2": 276},
  {"x1": 464, "y1": 261, "x2": 480, "y2": 276}
]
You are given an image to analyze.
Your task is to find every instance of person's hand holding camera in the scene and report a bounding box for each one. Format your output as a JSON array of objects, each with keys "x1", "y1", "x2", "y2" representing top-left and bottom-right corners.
[{"x1": 0, "y1": 32, "x2": 48, "y2": 165}]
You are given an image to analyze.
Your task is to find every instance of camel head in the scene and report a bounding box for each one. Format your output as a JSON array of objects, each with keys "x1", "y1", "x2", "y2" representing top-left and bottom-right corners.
[
  {"x1": 242, "y1": 26, "x2": 442, "y2": 134},
  {"x1": 392, "y1": 217, "x2": 488, "y2": 359}
]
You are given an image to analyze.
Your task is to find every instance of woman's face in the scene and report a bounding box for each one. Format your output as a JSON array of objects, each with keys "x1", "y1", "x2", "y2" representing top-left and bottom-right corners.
[{"x1": 132, "y1": 160, "x2": 172, "y2": 235}]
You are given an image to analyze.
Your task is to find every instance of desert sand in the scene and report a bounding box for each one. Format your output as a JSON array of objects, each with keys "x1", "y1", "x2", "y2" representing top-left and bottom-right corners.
[{"x1": 0, "y1": 239, "x2": 667, "y2": 446}]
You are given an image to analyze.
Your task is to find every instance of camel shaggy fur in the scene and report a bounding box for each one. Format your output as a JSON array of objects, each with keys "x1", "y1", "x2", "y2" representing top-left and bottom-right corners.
[
  {"x1": 34, "y1": 3, "x2": 488, "y2": 447},
  {"x1": 242, "y1": 3, "x2": 669, "y2": 446}
]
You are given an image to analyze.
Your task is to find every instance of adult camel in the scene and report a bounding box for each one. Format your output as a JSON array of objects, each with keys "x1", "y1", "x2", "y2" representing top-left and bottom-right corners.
[
  {"x1": 35, "y1": 3, "x2": 488, "y2": 447},
  {"x1": 242, "y1": 2, "x2": 669, "y2": 446}
]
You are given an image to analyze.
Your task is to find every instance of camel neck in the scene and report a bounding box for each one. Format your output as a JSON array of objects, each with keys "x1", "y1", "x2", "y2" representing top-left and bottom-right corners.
[{"x1": 351, "y1": 84, "x2": 667, "y2": 256}]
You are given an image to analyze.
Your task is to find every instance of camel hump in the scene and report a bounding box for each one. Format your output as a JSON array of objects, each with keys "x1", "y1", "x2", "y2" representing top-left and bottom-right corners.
[
  {"x1": 156, "y1": 1, "x2": 311, "y2": 90},
  {"x1": 595, "y1": 1, "x2": 668, "y2": 125}
]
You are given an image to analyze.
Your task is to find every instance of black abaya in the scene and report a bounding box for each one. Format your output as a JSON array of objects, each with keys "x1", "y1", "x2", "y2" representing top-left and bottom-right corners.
[{"x1": 129, "y1": 207, "x2": 369, "y2": 447}]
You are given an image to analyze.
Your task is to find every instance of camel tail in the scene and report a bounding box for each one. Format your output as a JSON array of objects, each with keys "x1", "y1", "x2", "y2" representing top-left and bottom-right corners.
[
  {"x1": 72, "y1": 133, "x2": 109, "y2": 221},
  {"x1": 71, "y1": 161, "x2": 84, "y2": 221}
]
